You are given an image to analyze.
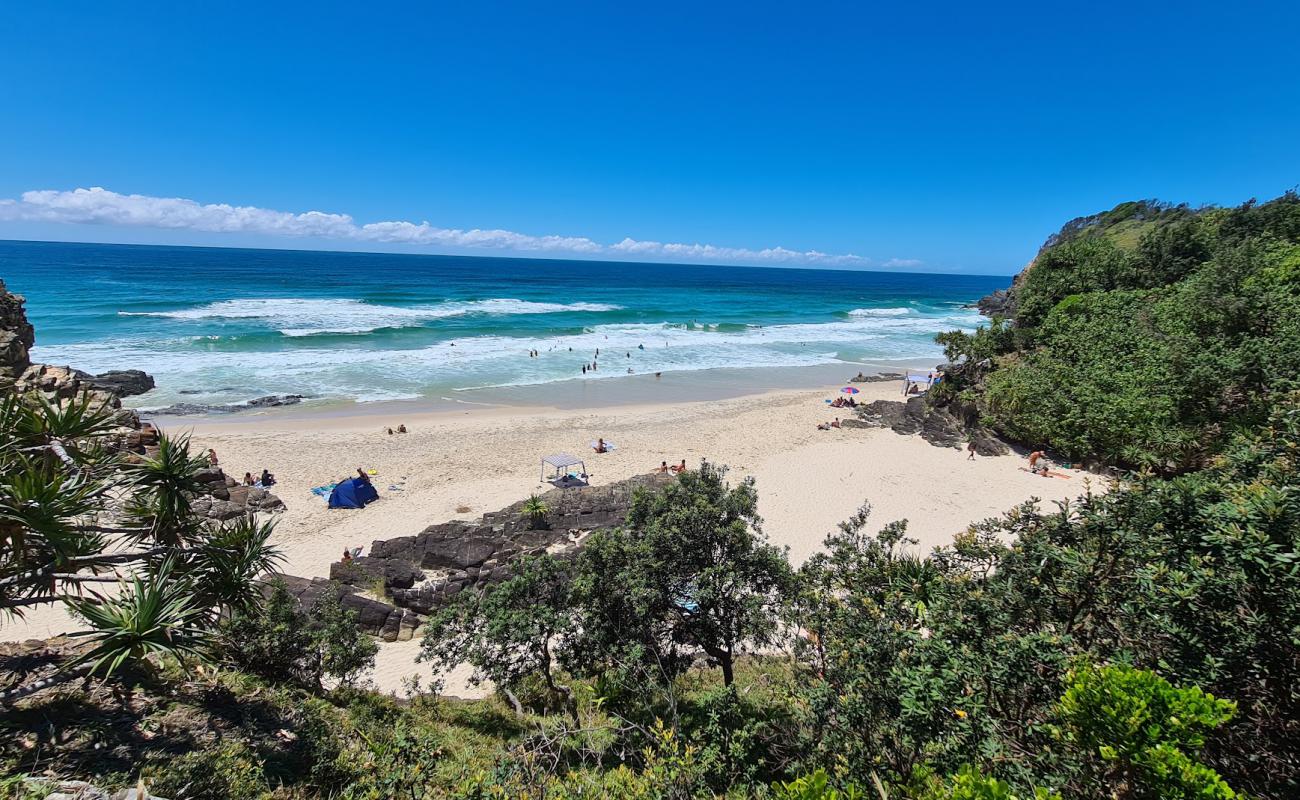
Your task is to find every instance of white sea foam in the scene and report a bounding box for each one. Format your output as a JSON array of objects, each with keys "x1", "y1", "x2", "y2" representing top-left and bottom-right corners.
[
  {"x1": 846, "y1": 307, "x2": 912, "y2": 317},
  {"x1": 119, "y1": 297, "x2": 624, "y2": 336},
  {"x1": 38, "y1": 308, "x2": 983, "y2": 405}
]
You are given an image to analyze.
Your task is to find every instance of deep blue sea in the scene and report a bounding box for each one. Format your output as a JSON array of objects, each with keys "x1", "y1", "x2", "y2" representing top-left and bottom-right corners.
[{"x1": 0, "y1": 240, "x2": 1005, "y2": 408}]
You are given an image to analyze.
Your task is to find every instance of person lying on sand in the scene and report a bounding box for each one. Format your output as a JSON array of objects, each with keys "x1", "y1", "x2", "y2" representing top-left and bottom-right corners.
[{"x1": 1019, "y1": 465, "x2": 1070, "y2": 479}]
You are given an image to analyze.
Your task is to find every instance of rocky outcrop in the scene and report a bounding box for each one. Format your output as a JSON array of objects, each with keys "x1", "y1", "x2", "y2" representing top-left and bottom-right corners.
[
  {"x1": 82, "y1": 369, "x2": 155, "y2": 397},
  {"x1": 974, "y1": 288, "x2": 1014, "y2": 317},
  {"x1": 190, "y1": 466, "x2": 286, "y2": 519},
  {"x1": 848, "y1": 371, "x2": 903, "y2": 383},
  {"x1": 0, "y1": 278, "x2": 35, "y2": 387},
  {"x1": 146, "y1": 394, "x2": 305, "y2": 416},
  {"x1": 2, "y1": 278, "x2": 156, "y2": 419},
  {"x1": 857, "y1": 396, "x2": 1009, "y2": 456},
  {"x1": 268, "y1": 575, "x2": 420, "y2": 642},
  {"x1": 331, "y1": 473, "x2": 672, "y2": 619}
]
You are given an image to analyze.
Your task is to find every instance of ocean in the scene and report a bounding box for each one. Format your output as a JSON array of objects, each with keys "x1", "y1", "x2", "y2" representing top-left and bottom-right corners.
[{"x1": 0, "y1": 240, "x2": 1005, "y2": 411}]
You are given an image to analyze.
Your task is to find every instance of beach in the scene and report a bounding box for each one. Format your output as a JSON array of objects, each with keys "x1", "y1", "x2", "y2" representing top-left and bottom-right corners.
[{"x1": 1, "y1": 378, "x2": 1094, "y2": 696}]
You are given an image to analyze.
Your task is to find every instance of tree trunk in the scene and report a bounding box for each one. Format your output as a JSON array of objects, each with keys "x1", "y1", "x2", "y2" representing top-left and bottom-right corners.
[
  {"x1": 720, "y1": 652, "x2": 734, "y2": 687},
  {"x1": 502, "y1": 686, "x2": 525, "y2": 717},
  {"x1": 0, "y1": 663, "x2": 91, "y2": 705}
]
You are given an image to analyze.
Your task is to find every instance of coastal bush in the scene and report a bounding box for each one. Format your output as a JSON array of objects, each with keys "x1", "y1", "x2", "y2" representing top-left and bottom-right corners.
[
  {"x1": 948, "y1": 191, "x2": 1300, "y2": 472},
  {"x1": 219, "y1": 579, "x2": 377, "y2": 690},
  {"x1": 569, "y1": 462, "x2": 794, "y2": 690}
]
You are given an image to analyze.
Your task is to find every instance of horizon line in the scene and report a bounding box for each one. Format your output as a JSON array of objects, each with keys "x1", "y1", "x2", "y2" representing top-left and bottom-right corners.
[{"x1": 0, "y1": 237, "x2": 1014, "y2": 280}]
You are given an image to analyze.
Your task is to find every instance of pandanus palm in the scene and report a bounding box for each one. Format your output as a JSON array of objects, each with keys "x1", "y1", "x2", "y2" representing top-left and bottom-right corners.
[
  {"x1": 68, "y1": 558, "x2": 210, "y2": 679},
  {"x1": 122, "y1": 432, "x2": 209, "y2": 546},
  {"x1": 186, "y1": 515, "x2": 284, "y2": 618}
]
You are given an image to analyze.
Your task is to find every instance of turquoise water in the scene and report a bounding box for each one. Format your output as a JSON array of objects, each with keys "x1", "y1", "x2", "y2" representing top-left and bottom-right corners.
[{"x1": 1, "y1": 240, "x2": 1003, "y2": 408}]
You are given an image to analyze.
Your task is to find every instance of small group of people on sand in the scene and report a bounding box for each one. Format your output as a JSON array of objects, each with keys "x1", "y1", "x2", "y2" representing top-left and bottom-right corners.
[
  {"x1": 654, "y1": 460, "x2": 688, "y2": 474},
  {"x1": 830, "y1": 395, "x2": 857, "y2": 408},
  {"x1": 385, "y1": 424, "x2": 408, "y2": 435},
  {"x1": 817, "y1": 417, "x2": 843, "y2": 430},
  {"x1": 206, "y1": 450, "x2": 276, "y2": 488},
  {"x1": 241, "y1": 469, "x2": 277, "y2": 487}
]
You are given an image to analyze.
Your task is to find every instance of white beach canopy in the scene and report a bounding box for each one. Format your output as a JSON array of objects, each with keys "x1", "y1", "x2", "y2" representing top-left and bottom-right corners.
[{"x1": 541, "y1": 453, "x2": 587, "y2": 482}]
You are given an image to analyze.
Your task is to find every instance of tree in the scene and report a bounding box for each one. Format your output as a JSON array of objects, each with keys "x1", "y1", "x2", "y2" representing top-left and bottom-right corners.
[
  {"x1": 419, "y1": 554, "x2": 577, "y2": 719},
  {"x1": 1058, "y1": 664, "x2": 1240, "y2": 799},
  {"x1": 220, "y1": 580, "x2": 377, "y2": 690},
  {"x1": 572, "y1": 463, "x2": 793, "y2": 688},
  {"x1": 0, "y1": 389, "x2": 284, "y2": 702}
]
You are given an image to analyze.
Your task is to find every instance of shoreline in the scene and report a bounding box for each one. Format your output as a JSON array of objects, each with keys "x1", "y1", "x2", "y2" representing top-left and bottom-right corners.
[
  {"x1": 4, "y1": 378, "x2": 1095, "y2": 697},
  {"x1": 132, "y1": 358, "x2": 939, "y2": 426}
]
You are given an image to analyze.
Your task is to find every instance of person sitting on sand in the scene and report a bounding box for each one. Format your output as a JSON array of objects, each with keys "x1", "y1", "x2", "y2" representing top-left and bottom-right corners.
[
  {"x1": 243, "y1": 472, "x2": 255, "y2": 486},
  {"x1": 261, "y1": 469, "x2": 276, "y2": 487},
  {"x1": 386, "y1": 427, "x2": 394, "y2": 435},
  {"x1": 670, "y1": 459, "x2": 686, "y2": 474},
  {"x1": 357, "y1": 467, "x2": 372, "y2": 484},
  {"x1": 206, "y1": 448, "x2": 219, "y2": 466},
  {"x1": 831, "y1": 417, "x2": 841, "y2": 429},
  {"x1": 655, "y1": 460, "x2": 669, "y2": 473},
  {"x1": 1028, "y1": 449, "x2": 1046, "y2": 468},
  {"x1": 593, "y1": 438, "x2": 608, "y2": 454},
  {"x1": 397, "y1": 424, "x2": 407, "y2": 433},
  {"x1": 342, "y1": 548, "x2": 353, "y2": 563}
]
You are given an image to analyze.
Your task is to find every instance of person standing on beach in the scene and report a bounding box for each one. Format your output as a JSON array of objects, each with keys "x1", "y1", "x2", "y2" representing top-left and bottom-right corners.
[{"x1": 967, "y1": 441, "x2": 977, "y2": 460}]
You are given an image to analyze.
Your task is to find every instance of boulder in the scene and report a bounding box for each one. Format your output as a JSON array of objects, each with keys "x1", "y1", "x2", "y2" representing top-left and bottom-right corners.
[{"x1": 84, "y1": 369, "x2": 155, "y2": 397}]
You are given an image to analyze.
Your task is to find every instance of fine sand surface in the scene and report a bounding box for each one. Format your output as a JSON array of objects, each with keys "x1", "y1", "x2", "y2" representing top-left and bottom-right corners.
[{"x1": 2, "y1": 380, "x2": 1096, "y2": 697}]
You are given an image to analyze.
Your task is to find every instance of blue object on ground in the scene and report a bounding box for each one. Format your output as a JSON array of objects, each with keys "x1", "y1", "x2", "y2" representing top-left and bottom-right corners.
[{"x1": 328, "y1": 478, "x2": 380, "y2": 509}]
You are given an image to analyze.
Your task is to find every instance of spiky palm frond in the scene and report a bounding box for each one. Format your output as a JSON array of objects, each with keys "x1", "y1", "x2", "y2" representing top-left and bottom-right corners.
[
  {"x1": 67, "y1": 559, "x2": 210, "y2": 678},
  {"x1": 11, "y1": 391, "x2": 124, "y2": 465},
  {"x1": 121, "y1": 432, "x2": 208, "y2": 546},
  {"x1": 187, "y1": 516, "x2": 284, "y2": 617},
  {"x1": 0, "y1": 457, "x2": 115, "y2": 617}
]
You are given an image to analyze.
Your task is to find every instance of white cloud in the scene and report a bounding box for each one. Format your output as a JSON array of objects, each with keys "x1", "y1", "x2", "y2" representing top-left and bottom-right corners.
[{"x1": 0, "y1": 186, "x2": 918, "y2": 269}]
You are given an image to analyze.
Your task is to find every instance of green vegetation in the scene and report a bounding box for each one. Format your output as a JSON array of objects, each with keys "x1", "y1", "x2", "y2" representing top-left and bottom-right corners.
[
  {"x1": 939, "y1": 191, "x2": 1300, "y2": 471},
  {"x1": 4, "y1": 195, "x2": 1300, "y2": 797}
]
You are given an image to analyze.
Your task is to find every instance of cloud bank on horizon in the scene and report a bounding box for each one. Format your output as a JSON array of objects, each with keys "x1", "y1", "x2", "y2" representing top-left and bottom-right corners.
[{"x1": 0, "y1": 187, "x2": 921, "y2": 270}]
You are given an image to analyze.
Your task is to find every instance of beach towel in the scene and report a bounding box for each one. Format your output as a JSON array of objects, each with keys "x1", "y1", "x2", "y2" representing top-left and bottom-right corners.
[
  {"x1": 589, "y1": 440, "x2": 617, "y2": 451},
  {"x1": 311, "y1": 483, "x2": 338, "y2": 498}
]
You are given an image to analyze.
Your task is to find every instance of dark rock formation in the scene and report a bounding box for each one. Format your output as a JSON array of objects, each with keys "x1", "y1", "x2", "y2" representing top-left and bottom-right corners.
[
  {"x1": 974, "y1": 288, "x2": 1014, "y2": 317},
  {"x1": 146, "y1": 394, "x2": 305, "y2": 416},
  {"x1": 81, "y1": 369, "x2": 155, "y2": 397},
  {"x1": 857, "y1": 396, "x2": 1009, "y2": 456},
  {"x1": 267, "y1": 575, "x2": 419, "y2": 642},
  {"x1": 848, "y1": 371, "x2": 904, "y2": 383},
  {"x1": 191, "y1": 466, "x2": 287, "y2": 518},
  {"x1": 333, "y1": 473, "x2": 672, "y2": 618}
]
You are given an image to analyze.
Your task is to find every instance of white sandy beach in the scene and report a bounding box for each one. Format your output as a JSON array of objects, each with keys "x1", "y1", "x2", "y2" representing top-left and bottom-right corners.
[{"x1": 2, "y1": 380, "x2": 1095, "y2": 697}]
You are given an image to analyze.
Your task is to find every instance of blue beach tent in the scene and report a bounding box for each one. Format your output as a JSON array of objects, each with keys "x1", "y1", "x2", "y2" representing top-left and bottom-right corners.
[{"x1": 328, "y1": 477, "x2": 379, "y2": 509}]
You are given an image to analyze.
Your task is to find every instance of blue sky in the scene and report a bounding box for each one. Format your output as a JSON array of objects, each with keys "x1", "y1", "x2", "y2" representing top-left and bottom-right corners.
[{"x1": 1, "y1": 1, "x2": 1297, "y2": 274}]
